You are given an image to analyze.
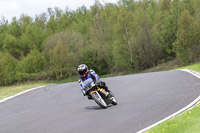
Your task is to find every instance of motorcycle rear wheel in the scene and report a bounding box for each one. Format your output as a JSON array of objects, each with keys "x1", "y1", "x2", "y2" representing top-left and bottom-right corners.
[{"x1": 110, "y1": 96, "x2": 117, "y2": 105}]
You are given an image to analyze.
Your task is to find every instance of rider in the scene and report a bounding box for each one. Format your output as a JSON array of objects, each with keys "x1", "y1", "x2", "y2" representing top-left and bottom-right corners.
[{"x1": 78, "y1": 64, "x2": 110, "y2": 99}]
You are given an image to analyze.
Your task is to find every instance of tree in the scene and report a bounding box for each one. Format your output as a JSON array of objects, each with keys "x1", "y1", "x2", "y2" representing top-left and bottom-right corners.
[
  {"x1": 174, "y1": 10, "x2": 200, "y2": 64},
  {"x1": 82, "y1": 28, "x2": 111, "y2": 75},
  {"x1": 46, "y1": 7, "x2": 64, "y2": 34},
  {"x1": 20, "y1": 23, "x2": 46, "y2": 56},
  {"x1": 44, "y1": 31, "x2": 84, "y2": 79},
  {"x1": 49, "y1": 43, "x2": 68, "y2": 79},
  {"x1": 112, "y1": 6, "x2": 136, "y2": 71},
  {"x1": 8, "y1": 18, "x2": 21, "y2": 38},
  {"x1": 152, "y1": 0, "x2": 178, "y2": 61},
  {"x1": 35, "y1": 13, "x2": 48, "y2": 30},
  {"x1": 81, "y1": 4, "x2": 113, "y2": 74},
  {"x1": 3, "y1": 34, "x2": 21, "y2": 58},
  {"x1": 19, "y1": 49, "x2": 46, "y2": 74},
  {"x1": 0, "y1": 17, "x2": 9, "y2": 50},
  {"x1": 19, "y1": 15, "x2": 32, "y2": 33},
  {"x1": 0, "y1": 53, "x2": 18, "y2": 85}
]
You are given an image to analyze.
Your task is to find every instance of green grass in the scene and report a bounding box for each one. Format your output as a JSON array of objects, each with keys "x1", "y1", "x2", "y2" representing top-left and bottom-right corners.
[
  {"x1": 147, "y1": 104, "x2": 200, "y2": 133},
  {"x1": 175, "y1": 62, "x2": 200, "y2": 72},
  {"x1": 0, "y1": 81, "x2": 52, "y2": 100}
]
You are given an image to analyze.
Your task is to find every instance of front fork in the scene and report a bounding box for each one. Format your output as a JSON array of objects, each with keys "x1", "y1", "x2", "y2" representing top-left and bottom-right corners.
[{"x1": 89, "y1": 87, "x2": 109, "y2": 96}]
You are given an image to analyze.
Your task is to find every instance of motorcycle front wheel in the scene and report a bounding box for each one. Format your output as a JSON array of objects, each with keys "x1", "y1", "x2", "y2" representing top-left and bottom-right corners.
[{"x1": 91, "y1": 91, "x2": 107, "y2": 109}]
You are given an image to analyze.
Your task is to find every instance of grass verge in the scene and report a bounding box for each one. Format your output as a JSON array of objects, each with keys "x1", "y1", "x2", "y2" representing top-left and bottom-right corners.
[
  {"x1": 146, "y1": 62, "x2": 200, "y2": 133},
  {"x1": 0, "y1": 81, "x2": 52, "y2": 100},
  {"x1": 175, "y1": 62, "x2": 200, "y2": 72},
  {"x1": 0, "y1": 75, "x2": 80, "y2": 100},
  {"x1": 147, "y1": 104, "x2": 200, "y2": 133}
]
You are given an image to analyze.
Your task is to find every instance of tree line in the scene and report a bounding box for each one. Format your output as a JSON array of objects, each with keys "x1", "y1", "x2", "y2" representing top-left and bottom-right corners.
[{"x1": 0, "y1": 0, "x2": 200, "y2": 85}]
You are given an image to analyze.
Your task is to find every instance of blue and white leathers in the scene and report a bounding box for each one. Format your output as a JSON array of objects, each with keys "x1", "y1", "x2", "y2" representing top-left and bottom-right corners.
[{"x1": 79, "y1": 70, "x2": 99, "y2": 95}]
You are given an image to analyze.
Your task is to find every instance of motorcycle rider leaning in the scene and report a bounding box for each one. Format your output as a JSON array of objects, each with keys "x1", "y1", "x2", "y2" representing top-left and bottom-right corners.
[{"x1": 78, "y1": 64, "x2": 110, "y2": 99}]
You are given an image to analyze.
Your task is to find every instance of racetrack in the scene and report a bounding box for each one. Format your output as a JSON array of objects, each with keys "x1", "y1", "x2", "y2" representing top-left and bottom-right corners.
[{"x1": 0, "y1": 70, "x2": 200, "y2": 133}]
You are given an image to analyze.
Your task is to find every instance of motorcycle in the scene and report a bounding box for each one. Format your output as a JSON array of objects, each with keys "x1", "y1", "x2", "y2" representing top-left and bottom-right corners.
[{"x1": 83, "y1": 79, "x2": 117, "y2": 109}]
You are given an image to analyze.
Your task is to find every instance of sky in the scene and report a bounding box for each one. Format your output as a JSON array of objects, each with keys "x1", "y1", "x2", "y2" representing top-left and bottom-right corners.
[{"x1": 0, "y1": 0, "x2": 118, "y2": 22}]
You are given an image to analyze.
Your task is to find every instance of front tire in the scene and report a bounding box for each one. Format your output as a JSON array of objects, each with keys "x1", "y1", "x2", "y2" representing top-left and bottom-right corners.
[{"x1": 91, "y1": 91, "x2": 107, "y2": 109}]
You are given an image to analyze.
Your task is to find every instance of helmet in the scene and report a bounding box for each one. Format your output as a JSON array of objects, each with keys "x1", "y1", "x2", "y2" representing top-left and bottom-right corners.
[{"x1": 78, "y1": 64, "x2": 88, "y2": 76}]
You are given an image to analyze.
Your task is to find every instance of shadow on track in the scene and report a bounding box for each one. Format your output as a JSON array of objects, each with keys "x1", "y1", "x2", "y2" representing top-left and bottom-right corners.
[
  {"x1": 85, "y1": 104, "x2": 113, "y2": 110},
  {"x1": 85, "y1": 106, "x2": 103, "y2": 110}
]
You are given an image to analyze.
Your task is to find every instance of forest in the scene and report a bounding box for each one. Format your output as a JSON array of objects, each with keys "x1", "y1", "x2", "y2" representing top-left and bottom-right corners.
[{"x1": 0, "y1": 0, "x2": 200, "y2": 85}]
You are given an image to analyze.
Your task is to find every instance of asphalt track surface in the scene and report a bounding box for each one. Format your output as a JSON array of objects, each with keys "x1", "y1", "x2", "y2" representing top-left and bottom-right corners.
[{"x1": 0, "y1": 70, "x2": 200, "y2": 133}]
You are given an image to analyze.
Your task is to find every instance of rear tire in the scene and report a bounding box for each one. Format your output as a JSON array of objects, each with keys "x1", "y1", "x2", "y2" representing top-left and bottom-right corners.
[
  {"x1": 91, "y1": 91, "x2": 107, "y2": 109},
  {"x1": 111, "y1": 96, "x2": 117, "y2": 105}
]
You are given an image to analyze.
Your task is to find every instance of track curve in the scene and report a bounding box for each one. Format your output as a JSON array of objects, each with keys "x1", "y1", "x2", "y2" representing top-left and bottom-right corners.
[{"x1": 0, "y1": 70, "x2": 200, "y2": 133}]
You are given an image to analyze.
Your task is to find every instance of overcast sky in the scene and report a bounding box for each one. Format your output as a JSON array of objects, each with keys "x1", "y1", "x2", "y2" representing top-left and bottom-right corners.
[{"x1": 0, "y1": 0, "x2": 118, "y2": 22}]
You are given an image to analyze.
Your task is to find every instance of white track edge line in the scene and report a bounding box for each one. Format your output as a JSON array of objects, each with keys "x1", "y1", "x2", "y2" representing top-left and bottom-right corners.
[
  {"x1": 0, "y1": 86, "x2": 45, "y2": 104},
  {"x1": 136, "y1": 69, "x2": 200, "y2": 133}
]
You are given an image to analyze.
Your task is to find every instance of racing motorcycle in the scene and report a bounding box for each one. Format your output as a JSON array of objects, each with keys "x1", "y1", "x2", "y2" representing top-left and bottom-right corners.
[{"x1": 83, "y1": 79, "x2": 117, "y2": 109}]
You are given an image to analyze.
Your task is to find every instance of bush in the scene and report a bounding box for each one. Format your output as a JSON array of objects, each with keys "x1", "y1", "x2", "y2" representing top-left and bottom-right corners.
[
  {"x1": 0, "y1": 53, "x2": 18, "y2": 85},
  {"x1": 16, "y1": 71, "x2": 52, "y2": 83},
  {"x1": 18, "y1": 49, "x2": 46, "y2": 74}
]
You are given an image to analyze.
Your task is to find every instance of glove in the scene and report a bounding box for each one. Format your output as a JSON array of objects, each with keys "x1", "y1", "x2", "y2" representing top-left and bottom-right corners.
[{"x1": 81, "y1": 89, "x2": 86, "y2": 96}]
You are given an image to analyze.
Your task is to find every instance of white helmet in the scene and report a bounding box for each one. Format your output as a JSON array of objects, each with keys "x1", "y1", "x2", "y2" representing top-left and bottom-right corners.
[{"x1": 78, "y1": 64, "x2": 88, "y2": 76}]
